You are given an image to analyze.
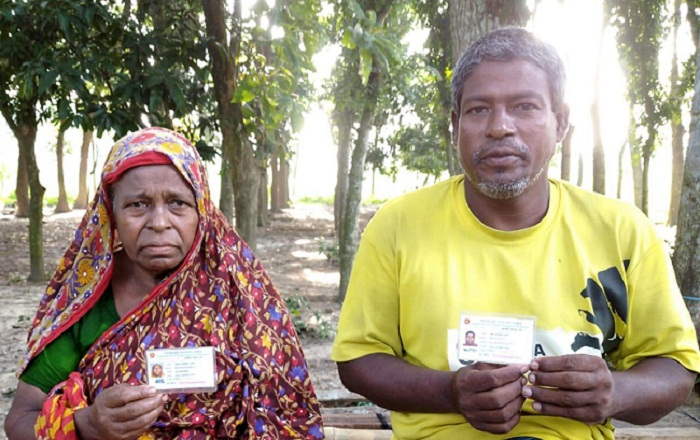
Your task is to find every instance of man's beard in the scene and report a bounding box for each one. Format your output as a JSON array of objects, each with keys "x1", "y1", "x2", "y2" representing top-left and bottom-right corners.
[{"x1": 465, "y1": 142, "x2": 552, "y2": 200}]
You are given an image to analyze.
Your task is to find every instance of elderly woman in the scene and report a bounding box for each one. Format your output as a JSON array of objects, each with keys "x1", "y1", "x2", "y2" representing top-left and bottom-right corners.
[{"x1": 4, "y1": 128, "x2": 324, "y2": 439}]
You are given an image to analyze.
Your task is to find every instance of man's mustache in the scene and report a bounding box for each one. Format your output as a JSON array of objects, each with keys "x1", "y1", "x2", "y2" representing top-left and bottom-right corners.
[{"x1": 472, "y1": 140, "x2": 529, "y2": 162}]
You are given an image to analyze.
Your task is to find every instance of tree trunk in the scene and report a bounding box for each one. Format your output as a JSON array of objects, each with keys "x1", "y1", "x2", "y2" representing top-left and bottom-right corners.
[
  {"x1": 202, "y1": 0, "x2": 259, "y2": 249},
  {"x1": 270, "y1": 152, "x2": 282, "y2": 212},
  {"x1": 560, "y1": 124, "x2": 575, "y2": 181},
  {"x1": 13, "y1": 119, "x2": 45, "y2": 281},
  {"x1": 54, "y1": 129, "x2": 71, "y2": 213},
  {"x1": 617, "y1": 141, "x2": 626, "y2": 199},
  {"x1": 339, "y1": 69, "x2": 382, "y2": 301},
  {"x1": 668, "y1": 0, "x2": 686, "y2": 226},
  {"x1": 591, "y1": 13, "x2": 606, "y2": 195},
  {"x1": 576, "y1": 151, "x2": 584, "y2": 187},
  {"x1": 281, "y1": 159, "x2": 290, "y2": 209},
  {"x1": 257, "y1": 166, "x2": 268, "y2": 227},
  {"x1": 73, "y1": 130, "x2": 92, "y2": 210},
  {"x1": 449, "y1": 0, "x2": 529, "y2": 63},
  {"x1": 628, "y1": 110, "x2": 644, "y2": 210},
  {"x1": 641, "y1": 146, "x2": 651, "y2": 216},
  {"x1": 334, "y1": 111, "x2": 353, "y2": 237},
  {"x1": 673, "y1": 37, "x2": 700, "y2": 331},
  {"x1": 14, "y1": 140, "x2": 29, "y2": 217}
]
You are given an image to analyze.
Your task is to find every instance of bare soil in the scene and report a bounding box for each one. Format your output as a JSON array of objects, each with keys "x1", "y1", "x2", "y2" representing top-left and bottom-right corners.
[{"x1": 0, "y1": 204, "x2": 369, "y2": 437}]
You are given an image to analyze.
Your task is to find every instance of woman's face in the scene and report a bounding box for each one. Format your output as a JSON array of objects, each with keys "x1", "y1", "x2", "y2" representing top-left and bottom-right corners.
[{"x1": 111, "y1": 164, "x2": 199, "y2": 279}]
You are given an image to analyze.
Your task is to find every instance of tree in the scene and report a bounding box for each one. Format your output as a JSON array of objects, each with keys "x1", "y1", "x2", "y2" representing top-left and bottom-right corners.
[
  {"x1": 673, "y1": 32, "x2": 700, "y2": 330},
  {"x1": 73, "y1": 130, "x2": 93, "y2": 210},
  {"x1": 54, "y1": 128, "x2": 71, "y2": 213},
  {"x1": 330, "y1": 0, "x2": 411, "y2": 301},
  {"x1": 607, "y1": 0, "x2": 669, "y2": 215},
  {"x1": 591, "y1": 8, "x2": 609, "y2": 195}
]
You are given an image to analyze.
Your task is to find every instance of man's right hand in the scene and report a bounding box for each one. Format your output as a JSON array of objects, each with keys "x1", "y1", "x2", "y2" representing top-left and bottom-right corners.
[
  {"x1": 75, "y1": 384, "x2": 167, "y2": 440},
  {"x1": 451, "y1": 363, "x2": 529, "y2": 434}
]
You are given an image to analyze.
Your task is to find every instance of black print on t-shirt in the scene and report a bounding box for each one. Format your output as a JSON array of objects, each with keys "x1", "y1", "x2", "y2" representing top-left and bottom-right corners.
[{"x1": 572, "y1": 261, "x2": 630, "y2": 354}]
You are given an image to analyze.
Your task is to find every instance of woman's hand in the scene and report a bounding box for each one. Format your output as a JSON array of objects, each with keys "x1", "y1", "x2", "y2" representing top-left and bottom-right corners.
[{"x1": 75, "y1": 384, "x2": 167, "y2": 440}]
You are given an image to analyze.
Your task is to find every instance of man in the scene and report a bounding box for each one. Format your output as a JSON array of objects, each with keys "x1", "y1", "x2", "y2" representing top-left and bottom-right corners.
[{"x1": 331, "y1": 27, "x2": 700, "y2": 439}]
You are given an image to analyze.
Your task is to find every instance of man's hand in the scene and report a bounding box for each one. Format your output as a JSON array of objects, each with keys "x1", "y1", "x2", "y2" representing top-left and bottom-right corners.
[
  {"x1": 522, "y1": 354, "x2": 613, "y2": 425},
  {"x1": 452, "y1": 363, "x2": 529, "y2": 434},
  {"x1": 75, "y1": 384, "x2": 167, "y2": 440}
]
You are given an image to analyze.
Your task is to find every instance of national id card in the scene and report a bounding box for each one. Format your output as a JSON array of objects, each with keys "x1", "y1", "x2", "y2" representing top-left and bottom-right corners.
[{"x1": 458, "y1": 312, "x2": 536, "y2": 365}]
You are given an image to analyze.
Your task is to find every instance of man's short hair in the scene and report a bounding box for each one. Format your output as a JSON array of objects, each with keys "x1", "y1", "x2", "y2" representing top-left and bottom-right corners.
[{"x1": 451, "y1": 27, "x2": 567, "y2": 115}]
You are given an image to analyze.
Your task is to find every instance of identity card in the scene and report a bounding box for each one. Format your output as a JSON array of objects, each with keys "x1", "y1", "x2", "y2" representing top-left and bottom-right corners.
[
  {"x1": 145, "y1": 347, "x2": 217, "y2": 393},
  {"x1": 458, "y1": 312, "x2": 536, "y2": 365}
]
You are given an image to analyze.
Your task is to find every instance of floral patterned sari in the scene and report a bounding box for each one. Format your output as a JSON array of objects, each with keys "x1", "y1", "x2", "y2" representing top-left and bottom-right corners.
[{"x1": 20, "y1": 127, "x2": 324, "y2": 439}]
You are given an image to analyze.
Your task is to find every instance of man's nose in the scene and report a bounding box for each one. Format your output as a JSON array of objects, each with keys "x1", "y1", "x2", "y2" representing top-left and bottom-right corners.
[{"x1": 486, "y1": 108, "x2": 515, "y2": 139}]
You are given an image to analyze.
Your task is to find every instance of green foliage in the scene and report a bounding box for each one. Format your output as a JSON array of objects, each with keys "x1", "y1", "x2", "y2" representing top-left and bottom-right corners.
[
  {"x1": 231, "y1": 0, "x2": 329, "y2": 163},
  {"x1": 316, "y1": 237, "x2": 339, "y2": 264},
  {"x1": 296, "y1": 195, "x2": 335, "y2": 204},
  {"x1": 606, "y1": 0, "x2": 670, "y2": 157},
  {"x1": 284, "y1": 295, "x2": 335, "y2": 339}
]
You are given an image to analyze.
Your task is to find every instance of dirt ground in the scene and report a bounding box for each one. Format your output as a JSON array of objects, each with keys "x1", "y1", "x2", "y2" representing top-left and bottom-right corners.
[{"x1": 0, "y1": 203, "x2": 367, "y2": 436}]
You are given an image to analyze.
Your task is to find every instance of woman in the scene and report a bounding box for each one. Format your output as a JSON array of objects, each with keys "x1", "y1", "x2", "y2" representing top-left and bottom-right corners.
[{"x1": 4, "y1": 127, "x2": 324, "y2": 439}]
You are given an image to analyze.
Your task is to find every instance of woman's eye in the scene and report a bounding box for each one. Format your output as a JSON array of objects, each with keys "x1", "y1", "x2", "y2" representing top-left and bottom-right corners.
[{"x1": 128, "y1": 201, "x2": 146, "y2": 208}]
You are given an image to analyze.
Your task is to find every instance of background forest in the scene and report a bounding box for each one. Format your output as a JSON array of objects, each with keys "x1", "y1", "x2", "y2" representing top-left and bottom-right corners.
[{"x1": 1, "y1": 0, "x2": 700, "y2": 328}]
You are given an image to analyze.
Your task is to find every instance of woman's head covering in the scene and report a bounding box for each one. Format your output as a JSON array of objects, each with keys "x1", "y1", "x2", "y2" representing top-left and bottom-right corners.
[{"x1": 23, "y1": 127, "x2": 323, "y2": 438}]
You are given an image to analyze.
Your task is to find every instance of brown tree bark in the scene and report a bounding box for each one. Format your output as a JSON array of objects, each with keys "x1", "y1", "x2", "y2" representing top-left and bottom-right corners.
[
  {"x1": 668, "y1": 0, "x2": 686, "y2": 226},
  {"x1": 54, "y1": 129, "x2": 71, "y2": 214},
  {"x1": 14, "y1": 140, "x2": 29, "y2": 218},
  {"x1": 257, "y1": 166, "x2": 268, "y2": 227},
  {"x1": 73, "y1": 130, "x2": 92, "y2": 210},
  {"x1": 673, "y1": 33, "x2": 700, "y2": 331},
  {"x1": 449, "y1": 0, "x2": 529, "y2": 63},
  {"x1": 334, "y1": 107, "x2": 353, "y2": 237},
  {"x1": 202, "y1": 0, "x2": 259, "y2": 249}
]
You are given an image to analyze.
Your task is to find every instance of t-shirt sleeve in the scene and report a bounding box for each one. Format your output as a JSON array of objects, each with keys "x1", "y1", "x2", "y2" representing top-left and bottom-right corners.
[
  {"x1": 331, "y1": 208, "x2": 403, "y2": 362},
  {"x1": 20, "y1": 329, "x2": 83, "y2": 394},
  {"x1": 612, "y1": 238, "x2": 700, "y2": 374}
]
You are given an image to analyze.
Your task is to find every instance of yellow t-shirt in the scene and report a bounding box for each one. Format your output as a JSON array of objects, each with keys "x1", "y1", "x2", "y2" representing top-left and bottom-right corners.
[{"x1": 332, "y1": 176, "x2": 700, "y2": 440}]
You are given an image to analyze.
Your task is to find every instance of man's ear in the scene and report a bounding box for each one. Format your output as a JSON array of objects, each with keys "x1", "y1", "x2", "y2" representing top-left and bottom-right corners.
[
  {"x1": 451, "y1": 109, "x2": 459, "y2": 145},
  {"x1": 555, "y1": 103, "x2": 571, "y2": 142}
]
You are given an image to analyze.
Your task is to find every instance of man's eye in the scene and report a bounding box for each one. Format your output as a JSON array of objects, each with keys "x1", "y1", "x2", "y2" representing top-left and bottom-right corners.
[
  {"x1": 128, "y1": 201, "x2": 146, "y2": 208},
  {"x1": 465, "y1": 106, "x2": 488, "y2": 115},
  {"x1": 515, "y1": 103, "x2": 537, "y2": 111}
]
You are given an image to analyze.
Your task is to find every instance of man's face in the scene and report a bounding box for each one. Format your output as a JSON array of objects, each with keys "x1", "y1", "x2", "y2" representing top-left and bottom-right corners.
[{"x1": 451, "y1": 60, "x2": 569, "y2": 200}]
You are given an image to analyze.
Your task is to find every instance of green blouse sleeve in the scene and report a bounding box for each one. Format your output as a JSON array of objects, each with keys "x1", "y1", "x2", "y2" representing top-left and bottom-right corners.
[{"x1": 21, "y1": 287, "x2": 120, "y2": 394}]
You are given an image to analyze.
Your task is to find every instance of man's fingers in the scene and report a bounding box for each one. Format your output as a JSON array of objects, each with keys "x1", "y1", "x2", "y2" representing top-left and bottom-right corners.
[
  {"x1": 463, "y1": 364, "x2": 529, "y2": 393},
  {"x1": 531, "y1": 354, "x2": 605, "y2": 373},
  {"x1": 528, "y1": 370, "x2": 601, "y2": 390}
]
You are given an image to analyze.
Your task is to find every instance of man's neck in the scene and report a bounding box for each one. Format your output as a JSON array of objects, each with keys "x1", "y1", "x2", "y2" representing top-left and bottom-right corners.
[{"x1": 463, "y1": 177, "x2": 550, "y2": 231}]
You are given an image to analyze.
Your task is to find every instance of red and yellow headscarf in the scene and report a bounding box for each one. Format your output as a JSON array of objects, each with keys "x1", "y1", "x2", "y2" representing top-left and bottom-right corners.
[{"x1": 23, "y1": 127, "x2": 324, "y2": 439}]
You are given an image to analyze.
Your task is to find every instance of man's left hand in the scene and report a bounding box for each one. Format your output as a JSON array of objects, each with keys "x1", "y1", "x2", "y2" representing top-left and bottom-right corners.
[{"x1": 522, "y1": 354, "x2": 613, "y2": 425}]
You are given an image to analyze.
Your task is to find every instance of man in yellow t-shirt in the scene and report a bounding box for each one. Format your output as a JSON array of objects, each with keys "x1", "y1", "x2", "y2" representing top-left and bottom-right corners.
[{"x1": 331, "y1": 27, "x2": 700, "y2": 440}]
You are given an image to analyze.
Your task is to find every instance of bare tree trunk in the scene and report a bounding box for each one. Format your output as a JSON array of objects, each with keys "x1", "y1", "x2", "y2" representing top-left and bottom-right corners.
[
  {"x1": 334, "y1": 113, "x2": 352, "y2": 237},
  {"x1": 270, "y1": 152, "x2": 282, "y2": 212},
  {"x1": 576, "y1": 151, "x2": 584, "y2": 187},
  {"x1": 257, "y1": 166, "x2": 268, "y2": 227},
  {"x1": 14, "y1": 140, "x2": 29, "y2": 217},
  {"x1": 668, "y1": 0, "x2": 686, "y2": 226},
  {"x1": 617, "y1": 141, "x2": 626, "y2": 199},
  {"x1": 591, "y1": 12, "x2": 607, "y2": 195},
  {"x1": 339, "y1": 69, "x2": 382, "y2": 301},
  {"x1": 449, "y1": 0, "x2": 529, "y2": 63},
  {"x1": 673, "y1": 34, "x2": 700, "y2": 331},
  {"x1": 560, "y1": 124, "x2": 574, "y2": 181},
  {"x1": 628, "y1": 111, "x2": 644, "y2": 210},
  {"x1": 54, "y1": 129, "x2": 71, "y2": 213},
  {"x1": 281, "y1": 159, "x2": 290, "y2": 208},
  {"x1": 73, "y1": 130, "x2": 92, "y2": 210},
  {"x1": 202, "y1": 0, "x2": 259, "y2": 249}
]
